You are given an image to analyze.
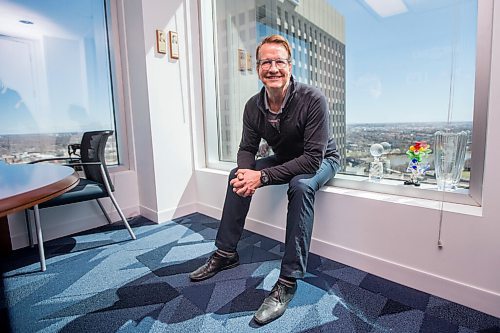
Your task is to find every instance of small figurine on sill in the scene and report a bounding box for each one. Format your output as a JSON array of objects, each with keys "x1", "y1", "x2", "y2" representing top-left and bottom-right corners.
[{"x1": 404, "y1": 141, "x2": 432, "y2": 186}]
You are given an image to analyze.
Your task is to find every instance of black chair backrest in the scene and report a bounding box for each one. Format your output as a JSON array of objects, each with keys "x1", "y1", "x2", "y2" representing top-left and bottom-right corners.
[{"x1": 80, "y1": 130, "x2": 115, "y2": 192}]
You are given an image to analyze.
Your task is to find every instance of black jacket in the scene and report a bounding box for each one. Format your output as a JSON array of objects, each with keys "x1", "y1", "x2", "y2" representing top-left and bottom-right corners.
[{"x1": 237, "y1": 77, "x2": 341, "y2": 185}]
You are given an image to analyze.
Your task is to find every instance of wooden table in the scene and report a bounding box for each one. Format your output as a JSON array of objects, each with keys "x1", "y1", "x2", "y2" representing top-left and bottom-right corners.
[{"x1": 0, "y1": 162, "x2": 79, "y2": 270}]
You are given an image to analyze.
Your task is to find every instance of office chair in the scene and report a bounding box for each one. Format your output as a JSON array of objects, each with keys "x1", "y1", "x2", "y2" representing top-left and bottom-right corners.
[{"x1": 25, "y1": 130, "x2": 136, "y2": 271}]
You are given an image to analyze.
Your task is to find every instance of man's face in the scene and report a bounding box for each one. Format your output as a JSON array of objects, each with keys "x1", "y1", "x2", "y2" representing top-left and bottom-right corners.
[{"x1": 257, "y1": 43, "x2": 292, "y2": 92}]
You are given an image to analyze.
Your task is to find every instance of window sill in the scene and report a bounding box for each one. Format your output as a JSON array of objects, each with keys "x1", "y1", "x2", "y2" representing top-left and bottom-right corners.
[
  {"x1": 330, "y1": 174, "x2": 479, "y2": 207},
  {"x1": 197, "y1": 166, "x2": 483, "y2": 217},
  {"x1": 321, "y1": 183, "x2": 482, "y2": 217}
]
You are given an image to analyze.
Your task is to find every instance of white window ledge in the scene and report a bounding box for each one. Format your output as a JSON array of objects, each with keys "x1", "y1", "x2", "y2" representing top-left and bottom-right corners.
[
  {"x1": 330, "y1": 174, "x2": 479, "y2": 207},
  {"x1": 322, "y1": 183, "x2": 482, "y2": 217},
  {"x1": 197, "y1": 167, "x2": 483, "y2": 217}
]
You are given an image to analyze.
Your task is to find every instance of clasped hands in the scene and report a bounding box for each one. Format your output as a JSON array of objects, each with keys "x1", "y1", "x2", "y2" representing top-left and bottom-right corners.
[{"x1": 230, "y1": 169, "x2": 262, "y2": 197}]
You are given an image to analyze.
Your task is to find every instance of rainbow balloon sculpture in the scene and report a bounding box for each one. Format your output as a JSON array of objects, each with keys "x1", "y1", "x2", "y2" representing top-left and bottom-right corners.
[{"x1": 405, "y1": 141, "x2": 432, "y2": 186}]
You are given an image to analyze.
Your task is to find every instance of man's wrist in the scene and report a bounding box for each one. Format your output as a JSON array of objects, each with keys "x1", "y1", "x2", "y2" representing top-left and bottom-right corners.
[{"x1": 260, "y1": 170, "x2": 270, "y2": 186}]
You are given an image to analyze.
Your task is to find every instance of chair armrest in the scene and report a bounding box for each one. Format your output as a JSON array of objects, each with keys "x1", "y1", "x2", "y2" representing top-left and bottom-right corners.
[
  {"x1": 62, "y1": 162, "x2": 101, "y2": 167},
  {"x1": 67, "y1": 143, "x2": 81, "y2": 158},
  {"x1": 29, "y1": 157, "x2": 81, "y2": 164},
  {"x1": 62, "y1": 162, "x2": 103, "y2": 177},
  {"x1": 62, "y1": 162, "x2": 114, "y2": 194}
]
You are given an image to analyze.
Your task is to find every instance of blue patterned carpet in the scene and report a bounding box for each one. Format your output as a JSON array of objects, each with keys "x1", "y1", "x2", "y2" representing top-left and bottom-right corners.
[{"x1": 1, "y1": 213, "x2": 499, "y2": 332}]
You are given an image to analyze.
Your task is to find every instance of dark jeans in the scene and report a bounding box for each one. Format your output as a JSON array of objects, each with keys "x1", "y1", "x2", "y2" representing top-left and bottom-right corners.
[{"x1": 215, "y1": 156, "x2": 340, "y2": 279}]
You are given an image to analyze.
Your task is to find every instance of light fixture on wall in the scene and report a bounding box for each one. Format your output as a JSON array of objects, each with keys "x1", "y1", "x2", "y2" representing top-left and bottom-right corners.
[{"x1": 364, "y1": 0, "x2": 408, "y2": 18}]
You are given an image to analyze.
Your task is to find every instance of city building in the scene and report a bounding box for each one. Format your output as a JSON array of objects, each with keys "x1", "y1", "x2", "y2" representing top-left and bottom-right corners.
[{"x1": 214, "y1": 0, "x2": 346, "y2": 166}]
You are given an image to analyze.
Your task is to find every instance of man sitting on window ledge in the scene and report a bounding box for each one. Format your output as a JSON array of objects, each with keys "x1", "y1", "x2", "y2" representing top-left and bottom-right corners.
[{"x1": 189, "y1": 34, "x2": 341, "y2": 325}]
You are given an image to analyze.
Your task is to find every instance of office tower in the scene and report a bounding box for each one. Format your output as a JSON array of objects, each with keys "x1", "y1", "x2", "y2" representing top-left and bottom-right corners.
[{"x1": 215, "y1": 0, "x2": 346, "y2": 167}]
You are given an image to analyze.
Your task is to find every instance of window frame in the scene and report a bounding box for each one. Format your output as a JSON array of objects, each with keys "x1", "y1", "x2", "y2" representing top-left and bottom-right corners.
[
  {"x1": 104, "y1": 0, "x2": 132, "y2": 171},
  {"x1": 0, "y1": 0, "x2": 129, "y2": 170},
  {"x1": 199, "y1": 0, "x2": 494, "y2": 206}
]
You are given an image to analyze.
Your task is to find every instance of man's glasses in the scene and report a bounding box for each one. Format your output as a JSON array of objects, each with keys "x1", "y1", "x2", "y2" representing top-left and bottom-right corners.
[{"x1": 257, "y1": 58, "x2": 290, "y2": 70}]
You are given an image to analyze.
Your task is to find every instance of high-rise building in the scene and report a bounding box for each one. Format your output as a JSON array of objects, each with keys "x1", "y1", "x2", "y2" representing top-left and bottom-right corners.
[{"x1": 214, "y1": 0, "x2": 346, "y2": 166}]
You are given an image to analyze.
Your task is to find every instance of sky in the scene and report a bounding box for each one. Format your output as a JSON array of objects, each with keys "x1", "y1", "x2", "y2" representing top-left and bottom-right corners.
[{"x1": 327, "y1": 0, "x2": 478, "y2": 124}]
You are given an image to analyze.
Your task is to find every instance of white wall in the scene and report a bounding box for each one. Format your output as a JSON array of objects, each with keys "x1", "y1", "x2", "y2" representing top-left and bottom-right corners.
[{"x1": 119, "y1": 0, "x2": 198, "y2": 222}]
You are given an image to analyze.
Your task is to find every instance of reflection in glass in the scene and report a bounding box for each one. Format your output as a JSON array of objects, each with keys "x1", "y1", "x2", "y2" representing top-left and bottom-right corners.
[{"x1": 0, "y1": 0, "x2": 117, "y2": 164}]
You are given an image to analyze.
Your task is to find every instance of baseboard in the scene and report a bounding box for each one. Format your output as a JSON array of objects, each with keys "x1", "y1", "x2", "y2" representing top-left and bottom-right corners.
[
  {"x1": 196, "y1": 203, "x2": 222, "y2": 221},
  {"x1": 140, "y1": 202, "x2": 199, "y2": 223},
  {"x1": 311, "y1": 238, "x2": 500, "y2": 318},
  {"x1": 139, "y1": 205, "x2": 159, "y2": 223},
  {"x1": 195, "y1": 203, "x2": 500, "y2": 318}
]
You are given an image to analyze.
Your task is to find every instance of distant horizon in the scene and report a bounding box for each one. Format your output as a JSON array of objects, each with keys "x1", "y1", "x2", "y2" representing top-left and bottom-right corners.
[
  {"x1": 0, "y1": 131, "x2": 111, "y2": 136},
  {"x1": 0, "y1": 121, "x2": 475, "y2": 136},
  {"x1": 346, "y1": 120, "x2": 472, "y2": 126}
]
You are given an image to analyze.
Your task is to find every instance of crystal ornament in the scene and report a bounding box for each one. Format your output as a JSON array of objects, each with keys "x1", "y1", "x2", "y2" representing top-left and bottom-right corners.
[
  {"x1": 369, "y1": 143, "x2": 384, "y2": 182},
  {"x1": 434, "y1": 131, "x2": 467, "y2": 191}
]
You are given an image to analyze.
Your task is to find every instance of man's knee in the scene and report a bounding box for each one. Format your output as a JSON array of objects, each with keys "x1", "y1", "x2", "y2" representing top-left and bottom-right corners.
[{"x1": 288, "y1": 175, "x2": 315, "y2": 196}]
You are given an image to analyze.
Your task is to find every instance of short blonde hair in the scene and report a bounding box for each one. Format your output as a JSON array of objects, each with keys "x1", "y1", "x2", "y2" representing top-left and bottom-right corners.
[{"x1": 255, "y1": 34, "x2": 292, "y2": 61}]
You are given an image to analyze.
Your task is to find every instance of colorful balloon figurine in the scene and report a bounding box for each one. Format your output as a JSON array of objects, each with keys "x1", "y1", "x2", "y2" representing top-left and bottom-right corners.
[{"x1": 404, "y1": 141, "x2": 432, "y2": 186}]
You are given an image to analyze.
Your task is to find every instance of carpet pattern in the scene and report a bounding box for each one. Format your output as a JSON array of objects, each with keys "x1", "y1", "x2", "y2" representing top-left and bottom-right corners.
[{"x1": 1, "y1": 213, "x2": 499, "y2": 332}]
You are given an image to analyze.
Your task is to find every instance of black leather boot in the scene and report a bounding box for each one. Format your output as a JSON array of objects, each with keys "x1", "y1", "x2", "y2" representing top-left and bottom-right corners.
[
  {"x1": 189, "y1": 251, "x2": 239, "y2": 281},
  {"x1": 253, "y1": 280, "x2": 297, "y2": 325}
]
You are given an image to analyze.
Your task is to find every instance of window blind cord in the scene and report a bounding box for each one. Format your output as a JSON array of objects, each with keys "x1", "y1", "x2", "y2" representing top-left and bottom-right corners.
[{"x1": 438, "y1": 5, "x2": 460, "y2": 249}]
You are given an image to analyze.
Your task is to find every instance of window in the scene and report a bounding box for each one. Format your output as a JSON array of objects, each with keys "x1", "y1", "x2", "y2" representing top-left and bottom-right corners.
[
  {"x1": 200, "y1": 0, "x2": 493, "y2": 205},
  {"x1": 0, "y1": 0, "x2": 119, "y2": 164}
]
